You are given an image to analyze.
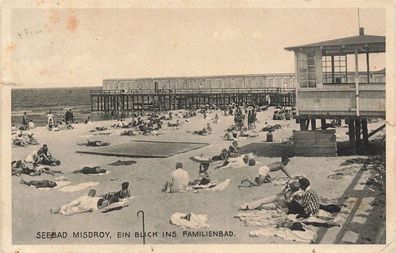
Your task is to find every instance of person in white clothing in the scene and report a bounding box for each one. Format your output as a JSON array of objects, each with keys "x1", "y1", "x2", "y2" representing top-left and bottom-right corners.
[
  {"x1": 50, "y1": 189, "x2": 102, "y2": 216},
  {"x1": 162, "y1": 162, "x2": 190, "y2": 193},
  {"x1": 47, "y1": 110, "x2": 54, "y2": 131}
]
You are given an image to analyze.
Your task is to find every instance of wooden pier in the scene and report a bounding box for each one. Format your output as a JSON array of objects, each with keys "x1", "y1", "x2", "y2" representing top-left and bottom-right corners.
[{"x1": 90, "y1": 88, "x2": 295, "y2": 112}]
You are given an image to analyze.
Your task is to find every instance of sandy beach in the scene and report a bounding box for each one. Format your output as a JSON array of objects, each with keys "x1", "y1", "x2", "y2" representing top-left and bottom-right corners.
[{"x1": 11, "y1": 107, "x2": 385, "y2": 244}]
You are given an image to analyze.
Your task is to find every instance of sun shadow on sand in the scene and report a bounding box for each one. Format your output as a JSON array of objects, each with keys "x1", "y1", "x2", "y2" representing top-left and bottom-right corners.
[{"x1": 240, "y1": 142, "x2": 293, "y2": 157}]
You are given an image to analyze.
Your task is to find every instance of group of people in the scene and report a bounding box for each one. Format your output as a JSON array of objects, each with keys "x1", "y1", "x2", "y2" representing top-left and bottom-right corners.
[
  {"x1": 272, "y1": 107, "x2": 296, "y2": 121},
  {"x1": 162, "y1": 161, "x2": 213, "y2": 193},
  {"x1": 50, "y1": 182, "x2": 131, "y2": 216}
]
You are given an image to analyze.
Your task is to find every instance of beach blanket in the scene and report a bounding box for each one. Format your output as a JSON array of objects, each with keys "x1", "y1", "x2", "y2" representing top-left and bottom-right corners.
[
  {"x1": 191, "y1": 179, "x2": 231, "y2": 192},
  {"x1": 170, "y1": 212, "x2": 209, "y2": 229},
  {"x1": 191, "y1": 154, "x2": 212, "y2": 163},
  {"x1": 100, "y1": 198, "x2": 130, "y2": 213},
  {"x1": 287, "y1": 210, "x2": 341, "y2": 227},
  {"x1": 205, "y1": 179, "x2": 231, "y2": 191},
  {"x1": 235, "y1": 209, "x2": 340, "y2": 228},
  {"x1": 108, "y1": 160, "x2": 137, "y2": 166},
  {"x1": 90, "y1": 171, "x2": 111, "y2": 176},
  {"x1": 58, "y1": 182, "x2": 100, "y2": 193},
  {"x1": 234, "y1": 209, "x2": 287, "y2": 227},
  {"x1": 249, "y1": 226, "x2": 317, "y2": 243}
]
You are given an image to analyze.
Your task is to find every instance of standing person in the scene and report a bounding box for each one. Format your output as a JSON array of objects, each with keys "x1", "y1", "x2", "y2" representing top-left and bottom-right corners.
[
  {"x1": 252, "y1": 108, "x2": 257, "y2": 129},
  {"x1": 22, "y1": 112, "x2": 28, "y2": 129},
  {"x1": 69, "y1": 109, "x2": 74, "y2": 123},
  {"x1": 47, "y1": 110, "x2": 54, "y2": 131},
  {"x1": 247, "y1": 110, "x2": 252, "y2": 130}
]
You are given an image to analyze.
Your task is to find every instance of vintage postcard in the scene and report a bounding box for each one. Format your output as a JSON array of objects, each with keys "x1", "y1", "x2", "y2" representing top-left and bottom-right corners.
[{"x1": 1, "y1": 0, "x2": 395, "y2": 253}]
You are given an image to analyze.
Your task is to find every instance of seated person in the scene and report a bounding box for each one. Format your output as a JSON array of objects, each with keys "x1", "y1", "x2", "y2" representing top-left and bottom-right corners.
[
  {"x1": 239, "y1": 156, "x2": 291, "y2": 187},
  {"x1": 223, "y1": 129, "x2": 236, "y2": 140},
  {"x1": 191, "y1": 162, "x2": 211, "y2": 185},
  {"x1": 20, "y1": 178, "x2": 57, "y2": 188},
  {"x1": 50, "y1": 189, "x2": 103, "y2": 216},
  {"x1": 296, "y1": 177, "x2": 320, "y2": 217},
  {"x1": 167, "y1": 119, "x2": 180, "y2": 128},
  {"x1": 162, "y1": 162, "x2": 190, "y2": 193},
  {"x1": 228, "y1": 141, "x2": 240, "y2": 157},
  {"x1": 35, "y1": 144, "x2": 61, "y2": 166},
  {"x1": 72, "y1": 166, "x2": 106, "y2": 174},
  {"x1": 100, "y1": 181, "x2": 132, "y2": 206},
  {"x1": 206, "y1": 123, "x2": 212, "y2": 134},
  {"x1": 28, "y1": 120, "x2": 35, "y2": 129},
  {"x1": 211, "y1": 148, "x2": 229, "y2": 161}
]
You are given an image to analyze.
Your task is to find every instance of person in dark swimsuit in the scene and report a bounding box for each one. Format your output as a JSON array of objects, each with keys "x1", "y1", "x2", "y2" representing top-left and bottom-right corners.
[
  {"x1": 72, "y1": 166, "x2": 106, "y2": 174},
  {"x1": 20, "y1": 178, "x2": 57, "y2": 188}
]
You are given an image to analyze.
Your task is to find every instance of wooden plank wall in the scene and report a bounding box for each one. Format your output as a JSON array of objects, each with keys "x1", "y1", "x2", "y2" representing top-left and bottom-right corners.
[{"x1": 293, "y1": 130, "x2": 337, "y2": 157}]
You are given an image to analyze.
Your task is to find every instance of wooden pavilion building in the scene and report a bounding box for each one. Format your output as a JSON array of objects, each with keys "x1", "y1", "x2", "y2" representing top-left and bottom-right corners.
[{"x1": 285, "y1": 28, "x2": 385, "y2": 154}]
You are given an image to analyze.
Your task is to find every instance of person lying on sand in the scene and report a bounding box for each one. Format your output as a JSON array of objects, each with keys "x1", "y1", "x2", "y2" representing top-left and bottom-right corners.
[
  {"x1": 211, "y1": 148, "x2": 229, "y2": 161},
  {"x1": 32, "y1": 163, "x2": 63, "y2": 176},
  {"x1": 72, "y1": 166, "x2": 106, "y2": 174},
  {"x1": 193, "y1": 128, "x2": 208, "y2": 136},
  {"x1": 239, "y1": 130, "x2": 258, "y2": 138},
  {"x1": 50, "y1": 189, "x2": 104, "y2": 216},
  {"x1": 35, "y1": 144, "x2": 61, "y2": 166},
  {"x1": 238, "y1": 156, "x2": 291, "y2": 187},
  {"x1": 20, "y1": 178, "x2": 57, "y2": 188},
  {"x1": 216, "y1": 154, "x2": 256, "y2": 169},
  {"x1": 84, "y1": 139, "x2": 110, "y2": 147},
  {"x1": 240, "y1": 179, "x2": 302, "y2": 211},
  {"x1": 162, "y1": 162, "x2": 190, "y2": 193}
]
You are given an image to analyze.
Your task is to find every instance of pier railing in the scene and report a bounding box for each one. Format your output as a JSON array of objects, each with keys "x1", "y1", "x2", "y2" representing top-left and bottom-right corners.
[{"x1": 90, "y1": 87, "x2": 295, "y2": 95}]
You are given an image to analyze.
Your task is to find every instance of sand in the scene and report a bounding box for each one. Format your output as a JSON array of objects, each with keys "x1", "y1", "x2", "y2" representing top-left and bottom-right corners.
[{"x1": 11, "y1": 107, "x2": 385, "y2": 244}]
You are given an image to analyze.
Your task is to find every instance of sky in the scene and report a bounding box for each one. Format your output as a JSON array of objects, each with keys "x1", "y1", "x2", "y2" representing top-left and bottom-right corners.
[{"x1": 8, "y1": 7, "x2": 386, "y2": 88}]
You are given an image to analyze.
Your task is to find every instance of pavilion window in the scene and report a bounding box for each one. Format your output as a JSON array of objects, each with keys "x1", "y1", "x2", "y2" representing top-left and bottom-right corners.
[
  {"x1": 322, "y1": 55, "x2": 347, "y2": 84},
  {"x1": 297, "y1": 51, "x2": 316, "y2": 88}
]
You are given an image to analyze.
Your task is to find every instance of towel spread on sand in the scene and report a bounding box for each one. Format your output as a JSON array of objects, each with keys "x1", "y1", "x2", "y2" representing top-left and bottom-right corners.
[
  {"x1": 108, "y1": 160, "x2": 137, "y2": 166},
  {"x1": 90, "y1": 171, "x2": 111, "y2": 176},
  {"x1": 191, "y1": 179, "x2": 231, "y2": 192},
  {"x1": 287, "y1": 210, "x2": 341, "y2": 227},
  {"x1": 249, "y1": 226, "x2": 317, "y2": 243},
  {"x1": 234, "y1": 209, "x2": 287, "y2": 227},
  {"x1": 100, "y1": 198, "x2": 131, "y2": 213},
  {"x1": 58, "y1": 182, "x2": 100, "y2": 193},
  {"x1": 235, "y1": 209, "x2": 340, "y2": 228},
  {"x1": 204, "y1": 179, "x2": 231, "y2": 191},
  {"x1": 170, "y1": 212, "x2": 209, "y2": 229}
]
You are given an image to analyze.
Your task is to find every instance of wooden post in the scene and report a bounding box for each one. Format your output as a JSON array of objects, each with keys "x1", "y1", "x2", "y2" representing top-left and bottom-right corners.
[
  {"x1": 348, "y1": 119, "x2": 356, "y2": 153},
  {"x1": 355, "y1": 119, "x2": 361, "y2": 150},
  {"x1": 311, "y1": 118, "x2": 316, "y2": 130},
  {"x1": 362, "y1": 119, "x2": 368, "y2": 149},
  {"x1": 321, "y1": 119, "x2": 327, "y2": 130},
  {"x1": 300, "y1": 119, "x2": 309, "y2": 131}
]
